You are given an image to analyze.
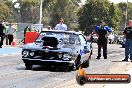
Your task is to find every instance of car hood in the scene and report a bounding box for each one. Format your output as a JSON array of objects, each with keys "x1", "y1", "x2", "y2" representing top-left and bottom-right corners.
[{"x1": 23, "y1": 43, "x2": 73, "y2": 53}]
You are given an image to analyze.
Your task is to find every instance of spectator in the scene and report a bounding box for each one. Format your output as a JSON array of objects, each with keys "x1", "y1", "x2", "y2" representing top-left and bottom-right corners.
[
  {"x1": 0, "y1": 21, "x2": 5, "y2": 48},
  {"x1": 90, "y1": 32, "x2": 94, "y2": 43},
  {"x1": 55, "y1": 18, "x2": 67, "y2": 31},
  {"x1": 7, "y1": 23, "x2": 16, "y2": 45},
  {"x1": 122, "y1": 20, "x2": 132, "y2": 62},
  {"x1": 94, "y1": 20, "x2": 112, "y2": 59},
  {"x1": 24, "y1": 26, "x2": 31, "y2": 37},
  {"x1": 3, "y1": 23, "x2": 9, "y2": 45},
  {"x1": 23, "y1": 26, "x2": 31, "y2": 44}
]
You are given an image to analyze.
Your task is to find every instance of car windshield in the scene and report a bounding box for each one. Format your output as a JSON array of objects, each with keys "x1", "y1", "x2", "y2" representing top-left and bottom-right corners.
[{"x1": 35, "y1": 31, "x2": 78, "y2": 44}]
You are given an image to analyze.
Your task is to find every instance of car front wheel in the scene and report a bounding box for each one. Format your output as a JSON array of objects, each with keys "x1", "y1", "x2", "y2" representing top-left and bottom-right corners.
[
  {"x1": 25, "y1": 63, "x2": 33, "y2": 70},
  {"x1": 122, "y1": 44, "x2": 125, "y2": 48},
  {"x1": 70, "y1": 64, "x2": 76, "y2": 71}
]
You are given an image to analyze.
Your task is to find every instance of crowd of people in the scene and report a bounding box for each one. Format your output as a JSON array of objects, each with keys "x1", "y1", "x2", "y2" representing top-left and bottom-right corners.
[
  {"x1": 54, "y1": 18, "x2": 132, "y2": 61},
  {"x1": 1, "y1": 18, "x2": 132, "y2": 62},
  {"x1": 0, "y1": 21, "x2": 16, "y2": 48},
  {"x1": 89, "y1": 20, "x2": 132, "y2": 62}
]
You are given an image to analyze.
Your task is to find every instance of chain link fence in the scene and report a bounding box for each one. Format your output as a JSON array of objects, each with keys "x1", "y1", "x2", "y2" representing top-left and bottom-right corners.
[{"x1": 3, "y1": 23, "x2": 43, "y2": 45}]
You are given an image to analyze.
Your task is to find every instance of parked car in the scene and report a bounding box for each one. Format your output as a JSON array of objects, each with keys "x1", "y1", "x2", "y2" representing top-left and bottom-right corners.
[
  {"x1": 118, "y1": 35, "x2": 126, "y2": 48},
  {"x1": 21, "y1": 30, "x2": 92, "y2": 70}
]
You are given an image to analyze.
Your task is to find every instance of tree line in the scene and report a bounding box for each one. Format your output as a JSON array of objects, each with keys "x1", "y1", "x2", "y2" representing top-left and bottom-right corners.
[{"x1": 0, "y1": 0, "x2": 132, "y2": 34}]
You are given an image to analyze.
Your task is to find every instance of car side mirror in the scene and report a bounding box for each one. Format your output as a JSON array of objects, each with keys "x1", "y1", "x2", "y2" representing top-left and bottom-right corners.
[
  {"x1": 86, "y1": 39, "x2": 91, "y2": 42},
  {"x1": 86, "y1": 39, "x2": 91, "y2": 44}
]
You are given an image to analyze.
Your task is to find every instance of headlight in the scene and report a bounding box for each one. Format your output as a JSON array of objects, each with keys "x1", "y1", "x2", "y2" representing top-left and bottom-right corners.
[
  {"x1": 62, "y1": 53, "x2": 72, "y2": 60},
  {"x1": 22, "y1": 50, "x2": 29, "y2": 57},
  {"x1": 58, "y1": 53, "x2": 63, "y2": 58},
  {"x1": 120, "y1": 37, "x2": 122, "y2": 40},
  {"x1": 30, "y1": 52, "x2": 35, "y2": 57}
]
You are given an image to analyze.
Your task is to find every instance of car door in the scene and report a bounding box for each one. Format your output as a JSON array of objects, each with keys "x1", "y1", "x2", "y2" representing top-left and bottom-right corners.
[{"x1": 77, "y1": 34, "x2": 91, "y2": 61}]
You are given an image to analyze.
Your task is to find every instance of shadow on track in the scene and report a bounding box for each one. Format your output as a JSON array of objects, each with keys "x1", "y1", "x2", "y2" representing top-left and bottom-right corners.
[{"x1": 16, "y1": 65, "x2": 73, "y2": 72}]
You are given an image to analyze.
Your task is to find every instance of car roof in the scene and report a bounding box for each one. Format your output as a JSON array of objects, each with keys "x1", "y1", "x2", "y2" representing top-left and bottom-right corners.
[{"x1": 41, "y1": 30, "x2": 82, "y2": 35}]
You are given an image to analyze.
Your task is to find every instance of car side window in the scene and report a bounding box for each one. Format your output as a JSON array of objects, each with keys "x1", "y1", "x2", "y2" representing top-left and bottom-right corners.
[
  {"x1": 75, "y1": 36, "x2": 80, "y2": 45},
  {"x1": 79, "y1": 34, "x2": 86, "y2": 44}
]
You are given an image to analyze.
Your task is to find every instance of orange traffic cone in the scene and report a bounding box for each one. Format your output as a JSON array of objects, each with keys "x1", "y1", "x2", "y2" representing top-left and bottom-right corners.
[
  {"x1": 11, "y1": 35, "x2": 16, "y2": 47},
  {"x1": 78, "y1": 67, "x2": 86, "y2": 76},
  {"x1": 11, "y1": 41, "x2": 16, "y2": 46}
]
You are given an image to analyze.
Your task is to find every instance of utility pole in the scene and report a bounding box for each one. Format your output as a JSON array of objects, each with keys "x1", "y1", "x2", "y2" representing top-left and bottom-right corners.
[
  {"x1": 125, "y1": 0, "x2": 128, "y2": 28},
  {"x1": 39, "y1": 0, "x2": 43, "y2": 24}
]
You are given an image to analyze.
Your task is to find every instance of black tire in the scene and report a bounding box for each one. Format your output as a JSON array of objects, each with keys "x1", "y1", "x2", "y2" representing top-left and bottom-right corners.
[
  {"x1": 69, "y1": 64, "x2": 76, "y2": 71},
  {"x1": 25, "y1": 63, "x2": 33, "y2": 70},
  {"x1": 75, "y1": 55, "x2": 81, "y2": 70},
  {"x1": 109, "y1": 41, "x2": 112, "y2": 44},
  {"x1": 122, "y1": 44, "x2": 125, "y2": 48},
  {"x1": 63, "y1": 64, "x2": 76, "y2": 72},
  {"x1": 76, "y1": 75, "x2": 86, "y2": 85},
  {"x1": 117, "y1": 40, "x2": 119, "y2": 44}
]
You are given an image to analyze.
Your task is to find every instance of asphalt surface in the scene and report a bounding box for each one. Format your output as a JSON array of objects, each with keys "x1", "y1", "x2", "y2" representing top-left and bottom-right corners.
[{"x1": 0, "y1": 43, "x2": 130, "y2": 88}]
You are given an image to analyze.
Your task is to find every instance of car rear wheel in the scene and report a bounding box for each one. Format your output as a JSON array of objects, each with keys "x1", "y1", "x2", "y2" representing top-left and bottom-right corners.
[
  {"x1": 25, "y1": 63, "x2": 33, "y2": 70},
  {"x1": 109, "y1": 40, "x2": 112, "y2": 44},
  {"x1": 63, "y1": 64, "x2": 76, "y2": 71},
  {"x1": 122, "y1": 44, "x2": 125, "y2": 48},
  {"x1": 69, "y1": 64, "x2": 76, "y2": 71}
]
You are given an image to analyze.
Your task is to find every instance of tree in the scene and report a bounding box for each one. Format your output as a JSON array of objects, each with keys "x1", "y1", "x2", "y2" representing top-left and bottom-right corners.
[
  {"x1": 108, "y1": 3, "x2": 120, "y2": 30},
  {"x1": 78, "y1": 0, "x2": 121, "y2": 35},
  {"x1": 19, "y1": 0, "x2": 40, "y2": 23},
  {"x1": 117, "y1": 2, "x2": 132, "y2": 30},
  {"x1": 2, "y1": 0, "x2": 40, "y2": 23},
  {"x1": 4, "y1": 0, "x2": 20, "y2": 22},
  {"x1": 44, "y1": 0, "x2": 80, "y2": 30},
  {"x1": 41, "y1": 0, "x2": 54, "y2": 25},
  {"x1": 1, "y1": 0, "x2": 80, "y2": 29},
  {"x1": 0, "y1": 0, "x2": 10, "y2": 21}
]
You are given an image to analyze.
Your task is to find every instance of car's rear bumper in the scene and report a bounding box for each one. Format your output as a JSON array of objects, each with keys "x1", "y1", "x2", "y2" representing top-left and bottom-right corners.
[{"x1": 22, "y1": 58, "x2": 74, "y2": 66}]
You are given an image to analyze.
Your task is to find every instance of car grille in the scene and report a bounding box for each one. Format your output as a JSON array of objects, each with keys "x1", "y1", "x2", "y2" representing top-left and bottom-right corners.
[{"x1": 34, "y1": 51, "x2": 61, "y2": 60}]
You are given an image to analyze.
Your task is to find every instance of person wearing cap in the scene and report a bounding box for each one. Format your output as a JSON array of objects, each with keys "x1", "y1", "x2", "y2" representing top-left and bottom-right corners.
[
  {"x1": 122, "y1": 20, "x2": 132, "y2": 62},
  {"x1": 94, "y1": 20, "x2": 112, "y2": 59},
  {"x1": 55, "y1": 18, "x2": 67, "y2": 31}
]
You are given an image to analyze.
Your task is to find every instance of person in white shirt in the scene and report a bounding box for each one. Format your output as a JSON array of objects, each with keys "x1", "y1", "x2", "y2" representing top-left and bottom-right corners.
[
  {"x1": 55, "y1": 18, "x2": 67, "y2": 31},
  {"x1": 7, "y1": 24, "x2": 16, "y2": 45}
]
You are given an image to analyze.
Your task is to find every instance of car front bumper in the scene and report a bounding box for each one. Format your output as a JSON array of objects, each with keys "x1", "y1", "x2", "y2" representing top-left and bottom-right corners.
[{"x1": 22, "y1": 58, "x2": 74, "y2": 66}]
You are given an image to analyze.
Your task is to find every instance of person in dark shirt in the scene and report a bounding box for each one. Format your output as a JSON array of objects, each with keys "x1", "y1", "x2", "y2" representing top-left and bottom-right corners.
[
  {"x1": 90, "y1": 32, "x2": 94, "y2": 43},
  {"x1": 0, "y1": 21, "x2": 5, "y2": 48},
  {"x1": 122, "y1": 20, "x2": 132, "y2": 62},
  {"x1": 94, "y1": 20, "x2": 112, "y2": 59}
]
